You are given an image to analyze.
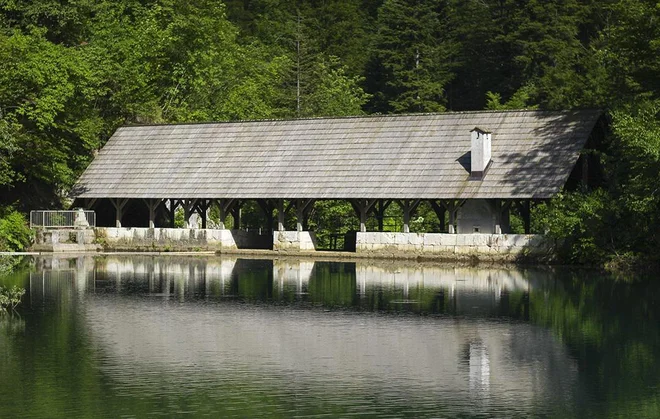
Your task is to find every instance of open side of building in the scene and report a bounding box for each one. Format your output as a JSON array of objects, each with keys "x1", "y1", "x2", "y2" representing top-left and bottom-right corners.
[{"x1": 66, "y1": 109, "x2": 605, "y2": 257}]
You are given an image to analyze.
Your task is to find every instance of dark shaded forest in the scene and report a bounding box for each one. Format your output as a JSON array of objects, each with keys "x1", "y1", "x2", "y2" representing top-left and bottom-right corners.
[{"x1": 0, "y1": 0, "x2": 658, "y2": 267}]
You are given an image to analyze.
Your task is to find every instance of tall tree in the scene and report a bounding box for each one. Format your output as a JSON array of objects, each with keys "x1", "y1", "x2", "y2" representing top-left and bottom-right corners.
[{"x1": 367, "y1": 0, "x2": 458, "y2": 113}]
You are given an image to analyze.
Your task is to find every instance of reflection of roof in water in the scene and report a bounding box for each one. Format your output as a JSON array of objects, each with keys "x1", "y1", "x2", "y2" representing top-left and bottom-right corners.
[
  {"x1": 28, "y1": 255, "x2": 579, "y2": 414},
  {"x1": 82, "y1": 295, "x2": 578, "y2": 413}
]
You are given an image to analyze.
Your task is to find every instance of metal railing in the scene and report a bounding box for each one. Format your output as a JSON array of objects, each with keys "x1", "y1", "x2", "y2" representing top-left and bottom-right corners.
[{"x1": 30, "y1": 210, "x2": 96, "y2": 229}]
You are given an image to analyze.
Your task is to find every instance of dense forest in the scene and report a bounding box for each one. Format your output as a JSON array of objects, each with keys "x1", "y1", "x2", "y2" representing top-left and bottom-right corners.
[{"x1": 0, "y1": 0, "x2": 658, "y2": 267}]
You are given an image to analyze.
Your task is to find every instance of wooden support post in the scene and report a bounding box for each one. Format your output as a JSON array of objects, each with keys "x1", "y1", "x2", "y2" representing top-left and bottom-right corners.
[
  {"x1": 277, "y1": 199, "x2": 285, "y2": 231},
  {"x1": 257, "y1": 199, "x2": 274, "y2": 232},
  {"x1": 400, "y1": 199, "x2": 421, "y2": 233},
  {"x1": 494, "y1": 199, "x2": 502, "y2": 234},
  {"x1": 295, "y1": 199, "x2": 314, "y2": 232},
  {"x1": 166, "y1": 199, "x2": 179, "y2": 228},
  {"x1": 524, "y1": 200, "x2": 531, "y2": 234},
  {"x1": 110, "y1": 198, "x2": 129, "y2": 228},
  {"x1": 181, "y1": 199, "x2": 198, "y2": 229},
  {"x1": 376, "y1": 200, "x2": 392, "y2": 232},
  {"x1": 447, "y1": 201, "x2": 456, "y2": 234},
  {"x1": 143, "y1": 198, "x2": 161, "y2": 229},
  {"x1": 429, "y1": 200, "x2": 446, "y2": 232},
  {"x1": 231, "y1": 202, "x2": 241, "y2": 230},
  {"x1": 194, "y1": 200, "x2": 210, "y2": 229},
  {"x1": 351, "y1": 199, "x2": 377, "y2": 233},
  {"x1": 513, "y1": 200, "x2": 531, "y2": 234},
  {"x1": 217, "y1": 199, "x2": 235, "y2": 229},
  {"x1": 403, "y1": 203, "x2": 410, "y2": 233}
]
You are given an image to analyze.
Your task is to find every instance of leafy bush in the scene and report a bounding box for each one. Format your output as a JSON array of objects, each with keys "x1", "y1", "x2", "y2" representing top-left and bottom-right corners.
[
  {"x1": 0, "y1": 209, "x2": 32, "y2": 252},
  {"x1": 532, "y1": 191, "x2": 612, "y2": 264},
  {"x1": 0, "y1": 286, "x2": 25, "y2": 314}
]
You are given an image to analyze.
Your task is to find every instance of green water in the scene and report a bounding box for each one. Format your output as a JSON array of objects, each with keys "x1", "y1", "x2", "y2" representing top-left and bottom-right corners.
[{"x1": 0, "y1": 255, "x2": 659, "y2": 418}]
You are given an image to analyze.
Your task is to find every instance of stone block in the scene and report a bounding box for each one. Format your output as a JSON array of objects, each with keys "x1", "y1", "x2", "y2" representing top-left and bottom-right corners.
[
  {"x1": 394, "y1": 233, "x2": 408, "y2": 245},
  {"x1": 472, "y1": 234, "x2": 489, "y2": 246},
  {"x1": 423, "y1": 234, "x2": 443, "y2": 246}
]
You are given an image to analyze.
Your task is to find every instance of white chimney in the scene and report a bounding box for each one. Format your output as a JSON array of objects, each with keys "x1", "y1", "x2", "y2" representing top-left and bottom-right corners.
[{"x1": 470, "y1": 127, "x2": 492, "y2": 179}]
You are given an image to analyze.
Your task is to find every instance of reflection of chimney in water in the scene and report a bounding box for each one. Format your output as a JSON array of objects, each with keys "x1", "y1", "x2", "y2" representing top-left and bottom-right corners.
[{"x1": 468, "y1": 341, "x2": 490, "y2": 393}]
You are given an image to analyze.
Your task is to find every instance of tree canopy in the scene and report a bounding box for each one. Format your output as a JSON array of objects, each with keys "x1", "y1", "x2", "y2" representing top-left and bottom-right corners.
[{"x1": 0, "y1": 0, "x2": 658, "y2": 265}]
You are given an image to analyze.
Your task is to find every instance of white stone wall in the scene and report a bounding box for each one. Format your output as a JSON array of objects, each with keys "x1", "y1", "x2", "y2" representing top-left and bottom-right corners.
[
  {"x1": 97, "y1": 228, "x2": 239, "y2": 251},
  {"x1": 356, "y1": 232, "x2": 550, "y2": 258},
  {"x1": 457, "y1": 199, "x2": 498, "y2": 234},
  {"x1": 273, "y1": 231, "x2": 317, "y2": 251},
  {"x1": 33, "y1": 228, "x2": 99, "y2": 252}
]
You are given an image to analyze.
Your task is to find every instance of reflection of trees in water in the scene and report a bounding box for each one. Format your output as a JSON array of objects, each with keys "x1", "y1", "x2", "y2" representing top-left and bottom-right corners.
[
  {"x1": 529, "y1": 271, "x2": 660, "y2": 417},
  {"x1": 307, "y1": 262, "x2": 356, "y2": 307},
  {"x1": 6, "y1": 256, "x2": 660, "y2": 417},
  {"x1": 231, "y1": 259, "x2": 274, "y2": 300}
]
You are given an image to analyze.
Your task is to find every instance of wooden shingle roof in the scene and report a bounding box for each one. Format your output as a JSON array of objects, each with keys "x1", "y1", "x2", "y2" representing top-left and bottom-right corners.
[{"x1": 71, "y1": 109, "x2": 602, "y2": 200}]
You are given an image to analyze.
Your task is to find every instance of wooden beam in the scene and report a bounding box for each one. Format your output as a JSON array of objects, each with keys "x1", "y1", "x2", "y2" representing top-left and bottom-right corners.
[
  {"x1": 231, "y1": 200, "x2": 242, "y2": 229},
  {"x1": 256, "y1": 199, "x2": 274, "y2": 231},
  {"x1": 85, "y1": 198, "x2": 98, "y2": 209},
  {"x1": 110, "y1": 198, "x2": 129, "y2": 228},
  {"x1": 277, "y1": 199, "x2": 285, "y2": 231},
  {"x1": 398, "y1": 199, "x2": 421, "y2": 233},
  {"x1": 376, "y1": 199, "x2": 392, "y2": 232},
  {"x1": 351, "y1": 199, "x2": 377, "y2": 232},
  {"x1": 523, "y1": 200, "x2": 531, "y2": 234},
  {"x1": 181, "y1": 199, "x2": 198, "y2": 229},
  {"x1": 429, "y1": 200, "x2": 446, "y2": 232},
  {"x1": 142, "y1": 198, "x2": 161, "y2": 229},
  {"x1": 194, "y1": 199, "x2": 210, "y2": 229},
  {"x1": 513, "y1": 200, "x2": 531, "y2": 234},
  {"x1": 216, "y1": 198, "x2": 236, "y2": 229},
  {"x1": 295, "y1": 199, "x2": 315, "y2": 231},
  {"x1": 166, "y1": 199, "x2": 180, "y2": 228},
  {"x1": 446, "y1": 200, "x2": 457, "y2": 234}
]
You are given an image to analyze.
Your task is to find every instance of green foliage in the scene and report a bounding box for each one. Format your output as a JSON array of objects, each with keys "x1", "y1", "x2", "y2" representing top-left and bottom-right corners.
[
  {"x1": 307, "y1": 200, "x2": 358, "y2": 249},
  {"x1": 368, "y1": 0, "x2": 458, "y2": 113},
  {"x1": 532, "y1": 191, "x2": 611, "y2": 264},
  {"x1": 0, "y1": 0, "x2": 658, "y2": 265},
  {"x1": 0, "y1": 285, "x2": 25, "y2": 313},
  {"x1": 301, "y1": 56, "x2": 370, "y2": 117},
  {"x1": 605, "y1": 100, "x2": 660, "y2": 262},
  {"x1": 0, "y1": 255, "x2": 22, "y2": 276},
  {"x1": 0, "y1": 208, "x2": 32, "y2": 252},
  {"x1": 485, "y1": 86, "x2": 539, "y2": 111}
]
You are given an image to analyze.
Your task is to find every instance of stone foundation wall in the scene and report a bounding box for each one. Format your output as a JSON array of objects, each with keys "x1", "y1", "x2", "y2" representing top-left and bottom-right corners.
[
  {"x1": 273, "y1": 231, "x2": 317, "y2": 252},
  {"x1": 356, "y1": 232, "x2": 553, "y2": 261},
  {"x1": 32, "y1": 228, "x2": 100, "y2": 252},
  {"x1": 32, "y1": 227, "x2": 554, "y2": 261},
  {"x1": 94, "y1": 228, "x2": 271, "y2": 251}
]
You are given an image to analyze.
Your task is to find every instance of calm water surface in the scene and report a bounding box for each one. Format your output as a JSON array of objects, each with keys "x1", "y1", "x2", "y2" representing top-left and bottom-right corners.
[{"x1": 1, "y1": 255, "x2": 659, "y2": 418}]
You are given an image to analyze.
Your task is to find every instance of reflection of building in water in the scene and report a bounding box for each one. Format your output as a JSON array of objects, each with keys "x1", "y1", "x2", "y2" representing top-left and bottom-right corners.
[
  {"x1": 29, "y1": 256, "x2": 557, "y2": 318},
  {"x1": 94, "y1": 256, "x2": 237, "y2": 300},
  {"x1": 27, "y1": 255, "x2": 576, "y2": 413},
  {"x1": 356, "y1": 264, "x2": 544, "y2": 316},
  {"x1": 30, "y1": 256, "x2": 96, "y2": 302},
  {"x1": 273, "y1": 260, "x2": 315, "y2": 296},
  {"x1": 78, "y1": 294, "x2": 578, "y2": 415}
]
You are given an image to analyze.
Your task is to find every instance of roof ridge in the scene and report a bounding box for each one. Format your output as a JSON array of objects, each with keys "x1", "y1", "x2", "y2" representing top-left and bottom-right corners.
[{"x1": 121, "y1": 109, "x2": 602, "y2": 128}]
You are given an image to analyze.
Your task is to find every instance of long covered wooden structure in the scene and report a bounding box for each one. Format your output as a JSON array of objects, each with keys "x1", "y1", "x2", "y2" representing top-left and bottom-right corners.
[{"x1": 71, "y1": 110, "x2": 603, "y2": 239}]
